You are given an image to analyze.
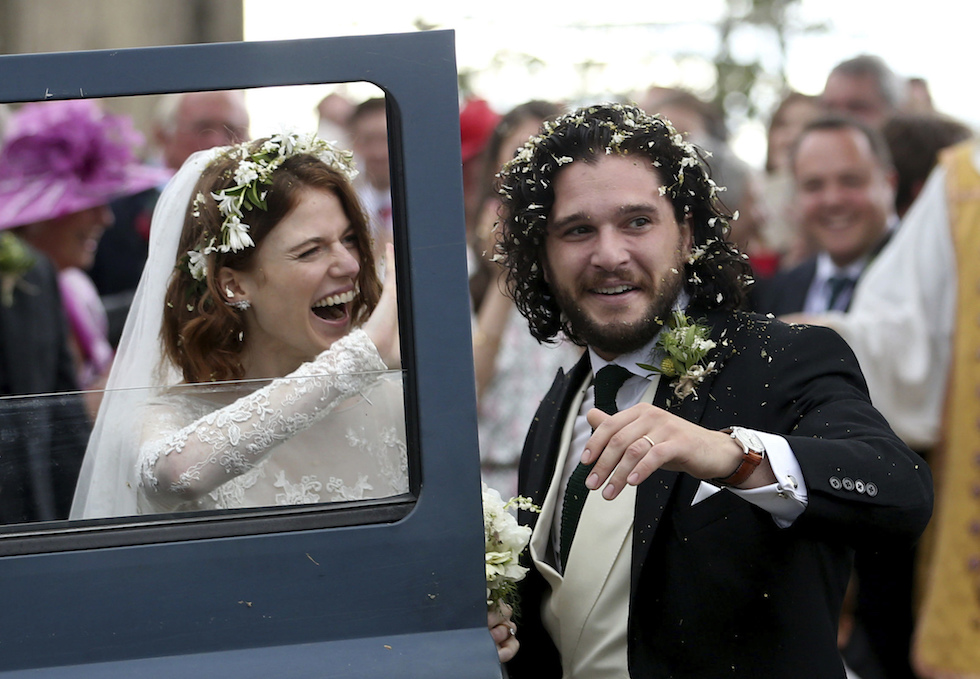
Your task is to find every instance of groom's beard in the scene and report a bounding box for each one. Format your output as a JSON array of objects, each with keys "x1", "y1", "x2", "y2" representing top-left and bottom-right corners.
[{"x1": 549, "y1": 258, "x2": 686, "y2": 358}]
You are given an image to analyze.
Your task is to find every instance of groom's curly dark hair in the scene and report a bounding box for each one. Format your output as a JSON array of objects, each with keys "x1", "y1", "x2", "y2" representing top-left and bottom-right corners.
[{"x1": 493, "y1": 103, "x2": 753, "y2": 346}]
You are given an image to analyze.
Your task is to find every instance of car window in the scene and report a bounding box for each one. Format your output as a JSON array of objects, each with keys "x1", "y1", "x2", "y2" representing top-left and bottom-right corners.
[{"x1": 0, "y1": 84, "x2": 412, "y2": 533}]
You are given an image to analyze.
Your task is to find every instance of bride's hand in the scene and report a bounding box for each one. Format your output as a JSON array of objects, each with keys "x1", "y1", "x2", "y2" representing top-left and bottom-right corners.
[
  {"x1": 362, "y1": 242, "x2": 400, "y2": 368},
  {"x1": 488, "y1": 603, "x2": 519, "y2": 663}
]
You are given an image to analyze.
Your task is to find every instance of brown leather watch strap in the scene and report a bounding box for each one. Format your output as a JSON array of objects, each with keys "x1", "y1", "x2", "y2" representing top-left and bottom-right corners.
[
  {"x1": 713, "y1": 428, "x2": 765, "y2": 486},
  {"x1": 712, "y1": 450, "x2": 764, "y2": 486}
]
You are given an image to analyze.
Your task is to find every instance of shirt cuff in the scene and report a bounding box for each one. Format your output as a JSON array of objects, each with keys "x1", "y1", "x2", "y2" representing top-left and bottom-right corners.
[{"x1": 693, "y1": 431, "x2": 808, "y2": 528}]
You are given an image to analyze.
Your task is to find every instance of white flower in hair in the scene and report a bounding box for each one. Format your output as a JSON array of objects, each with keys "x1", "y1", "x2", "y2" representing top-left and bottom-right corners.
[
  {"x1": 186, "y1": 250, "x2": 208, "y2": 282},
  {"x1": 211, "y1": 191, "x2": 243, "y2": 216},
  {"x1": 223, "y1": 215, "x2": 254, "y2": 252},
  {"x1": 277, "y1": 131, "x2": 298, "y2": 156},
  {"x1": 184, "y1": 132, "x2": 358, "y2": 279},
  {"x1": 233, "y1": 161, "x2": 260, "y2": 186}
]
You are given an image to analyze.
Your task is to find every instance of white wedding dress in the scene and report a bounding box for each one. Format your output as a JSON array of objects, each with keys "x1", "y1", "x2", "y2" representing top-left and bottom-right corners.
[
  {"x1": 137, "y1": 330, "x2": 408, "y2": 514},
  {"x1": 70, "y1": 143, "x2": 408, "y2": 519}
]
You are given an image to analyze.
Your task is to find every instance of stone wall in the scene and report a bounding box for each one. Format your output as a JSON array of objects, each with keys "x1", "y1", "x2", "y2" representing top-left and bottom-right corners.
[{"x1": 0, "y1": 0, "x2": 243, "y2": 151}]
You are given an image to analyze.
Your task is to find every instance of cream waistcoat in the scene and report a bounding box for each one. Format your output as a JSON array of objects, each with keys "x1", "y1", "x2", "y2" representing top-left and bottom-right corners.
[{"x1": 530, "y1": 375, "x2": 657, "y2": 678}]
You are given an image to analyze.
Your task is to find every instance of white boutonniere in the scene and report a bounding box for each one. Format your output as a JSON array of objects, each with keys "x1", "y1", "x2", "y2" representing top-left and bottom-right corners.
[
  {"x1": 483, "y1": 483, "x2": 540, "y2": 613},
  {"x1": 638, "y1": 310, "x2": 717, "y2": 401},
  {"x1": 0, "y1": 232, "x2": 35, "y2": 307}
]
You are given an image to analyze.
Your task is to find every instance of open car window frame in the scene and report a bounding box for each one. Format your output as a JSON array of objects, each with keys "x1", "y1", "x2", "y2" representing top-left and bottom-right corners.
[{"x1": 0, "y1": 32, "x2": 496, "y2": 677}]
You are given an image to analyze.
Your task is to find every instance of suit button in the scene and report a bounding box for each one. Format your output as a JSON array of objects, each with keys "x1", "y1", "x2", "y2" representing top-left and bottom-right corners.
[
  {"x1": 855, "y1": 480, "x2": 866, "y2": 494},
  {"x1": 866, "y1": 483, "x2": 878, "y2": 497},
  {"x1": 830, "y1": 476, "x2": 842, "y2": 490},
  {"x1": 842, "y1": 478, "x2": 854, "y2": 491}
]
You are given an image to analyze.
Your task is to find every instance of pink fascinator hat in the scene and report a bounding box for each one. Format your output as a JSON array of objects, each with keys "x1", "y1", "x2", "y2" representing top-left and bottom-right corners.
[{"x1": 0, "y1": 99, "x2": 172, "y2": 231}]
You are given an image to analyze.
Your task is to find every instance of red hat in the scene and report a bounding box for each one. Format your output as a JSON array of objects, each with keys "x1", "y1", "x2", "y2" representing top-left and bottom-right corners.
[
  {"x1": 459, "y1": 98, "x2": 500, "y2": 164},
  {"x1": 0, "y1": 100, "x2": 172, "y2": 230}
]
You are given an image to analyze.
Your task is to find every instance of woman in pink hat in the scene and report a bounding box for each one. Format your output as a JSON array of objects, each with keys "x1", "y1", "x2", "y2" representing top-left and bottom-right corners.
[{"x1": 0, "y1": 99, "x2": 170, "y2": 402}]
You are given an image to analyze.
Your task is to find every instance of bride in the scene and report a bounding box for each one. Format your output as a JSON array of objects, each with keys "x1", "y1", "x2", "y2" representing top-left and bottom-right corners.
[
  {"x1": 70, "y1": 132, "x2": 407, "y2": 518},
  {"x1": 70, "y1": 130, "x2": 522, "y2": 663}
]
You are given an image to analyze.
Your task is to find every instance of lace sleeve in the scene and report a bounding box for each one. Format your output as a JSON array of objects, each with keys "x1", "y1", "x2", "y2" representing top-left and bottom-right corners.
[{"x1": 137, "y1": 329, "x2": 388, "y2": 506}]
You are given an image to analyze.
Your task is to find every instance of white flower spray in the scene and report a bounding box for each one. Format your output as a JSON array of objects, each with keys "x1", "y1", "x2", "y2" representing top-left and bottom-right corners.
[{"x1": 483, "y1": 483, "x2": 539, "y2": 612}]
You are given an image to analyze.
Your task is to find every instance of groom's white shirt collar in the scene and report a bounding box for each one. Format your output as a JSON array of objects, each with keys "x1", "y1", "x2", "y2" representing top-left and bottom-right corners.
[{"x1": 586, "y1": 290, "x2": 691, "y2": 385}]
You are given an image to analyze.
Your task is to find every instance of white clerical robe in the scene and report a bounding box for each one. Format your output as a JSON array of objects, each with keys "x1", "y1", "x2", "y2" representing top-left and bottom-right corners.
[{"x1": 820, "y1": 148, "x2": 969, "y2": 450}]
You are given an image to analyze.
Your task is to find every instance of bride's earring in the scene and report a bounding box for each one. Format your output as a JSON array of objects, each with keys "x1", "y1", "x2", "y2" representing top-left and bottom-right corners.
[
  {"x1": 224, "y1": 299, "x2": 251, "y2": 311},
  {"x1": 225, "y1": 286, "x2": 235, "y2": 298}
]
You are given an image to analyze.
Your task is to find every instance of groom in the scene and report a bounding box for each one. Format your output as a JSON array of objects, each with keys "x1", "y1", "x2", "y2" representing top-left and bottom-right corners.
[{"x1": 495, "y1": 104, "x2": 933, "y2": 678}]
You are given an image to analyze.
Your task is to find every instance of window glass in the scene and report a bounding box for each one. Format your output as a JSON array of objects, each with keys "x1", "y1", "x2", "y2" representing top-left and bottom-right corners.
[{"x1": 0, "y1": 85, "x2": 410, "y2": 530}]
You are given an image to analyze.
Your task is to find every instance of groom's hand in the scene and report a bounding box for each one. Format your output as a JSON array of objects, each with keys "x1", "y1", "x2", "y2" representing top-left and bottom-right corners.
[{"x1": 582, "y1": 404, "x2": 775, "y2": 500}]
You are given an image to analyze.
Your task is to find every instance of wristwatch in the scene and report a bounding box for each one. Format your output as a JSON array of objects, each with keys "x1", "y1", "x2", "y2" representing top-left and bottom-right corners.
[{"x1": 713, "y1": 426, "x2": 766, "y2": 486}]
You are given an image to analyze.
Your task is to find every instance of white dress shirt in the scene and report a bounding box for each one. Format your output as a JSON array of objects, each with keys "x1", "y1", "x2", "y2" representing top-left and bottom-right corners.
[{"x1": 803, "y1": 253, "x2": 868, "y2": 314}]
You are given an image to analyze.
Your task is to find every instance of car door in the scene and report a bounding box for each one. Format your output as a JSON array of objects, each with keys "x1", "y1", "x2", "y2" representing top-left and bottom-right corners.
[{"x1": 0, "y1": 30, "x2": 498, "y2": 678}]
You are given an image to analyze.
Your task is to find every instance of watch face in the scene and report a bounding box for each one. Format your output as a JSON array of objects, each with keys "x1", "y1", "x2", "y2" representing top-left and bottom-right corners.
[{"x1": 733, "y1": 427, "x2": 764, "y2": 453}]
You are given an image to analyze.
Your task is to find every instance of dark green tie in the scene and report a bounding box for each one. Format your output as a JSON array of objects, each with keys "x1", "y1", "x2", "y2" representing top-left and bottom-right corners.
[{"x1": 559, "y1": 364, "x2": 633, "y2": 568}]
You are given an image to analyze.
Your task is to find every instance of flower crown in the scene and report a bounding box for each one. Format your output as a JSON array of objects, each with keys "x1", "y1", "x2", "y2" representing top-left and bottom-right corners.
[
  {"x1": 499, "y1": 103, "x2": 725, "y2": 205},
  {"x1": 184, "y1": 132, "x2": 358, "y2": 282}
]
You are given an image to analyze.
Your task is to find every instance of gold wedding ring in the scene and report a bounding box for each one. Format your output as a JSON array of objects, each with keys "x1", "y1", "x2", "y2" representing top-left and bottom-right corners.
[{"x1": 642, "y1": 435, "x2": 656, "y2": 448}]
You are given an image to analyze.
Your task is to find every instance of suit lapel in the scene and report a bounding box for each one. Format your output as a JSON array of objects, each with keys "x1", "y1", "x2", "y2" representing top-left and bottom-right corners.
[
  {"x1": 632, "y1": 306, "x2": 739, "y2": 588},
  {"x1": 530, "y1": 363, "x2": 590, "y2": 577},
  {"x1": 519, "y1": 354, "x2": 591, "y2": 527}
]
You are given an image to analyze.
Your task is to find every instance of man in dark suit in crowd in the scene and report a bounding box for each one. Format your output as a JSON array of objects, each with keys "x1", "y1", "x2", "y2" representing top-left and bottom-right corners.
[
  {"x1": 753, "y1": 115, "x2": 897, "y2": 317},
  {"x1": 0, "y1": 245, "x2": 89, "y2": 523},
  {"x1": 493, "y1": 104, "x2": 932, "y2": 678}
]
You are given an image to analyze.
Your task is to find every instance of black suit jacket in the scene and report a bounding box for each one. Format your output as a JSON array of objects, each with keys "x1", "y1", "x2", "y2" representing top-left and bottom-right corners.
[
  {"x1": 0, "y1": 250, "x2": 90, "y2": 523},
  {"x1": 91, "y1": 187, "x2": 160, "y2": 297},
  {"x1": 90, "y1": 187, "x2": 161, "y2": 346},
  {"x1": 507, "y1": 308, "x2": 932, "y2": 679}
]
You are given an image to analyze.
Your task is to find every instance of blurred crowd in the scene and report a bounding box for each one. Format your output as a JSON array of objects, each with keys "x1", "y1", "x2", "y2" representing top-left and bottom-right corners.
[
  {"x1": 458, "y1": 53, "x2": 977, "y2": 679},
  {"x1": 0, "y1": 50, "x2": 976, "y2": 678}
]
